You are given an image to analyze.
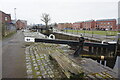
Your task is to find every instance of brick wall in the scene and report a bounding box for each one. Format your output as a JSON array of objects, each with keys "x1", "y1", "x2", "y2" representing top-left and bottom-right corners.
[
  {"x1": 0, "y1": 11, "x2": 11, "y2": 24},
  {"x1": 57, "y1": 23, "x2": 72, "y2": 30},
  {"x1": 58, "y1": 19, "x2": 117, "y2": 31},
  {"x1": 72, "y1": 22, "x2": 83, "y2": 30},
  {"x1": 82, "y1": 20, "x2": 95, "y2": 30},
  {"x1": 96, "y1": 19, "x2": 116, "y2": 30},
  {"x1": 16, "y1": 20, "x2": 27, "y2": 29}
]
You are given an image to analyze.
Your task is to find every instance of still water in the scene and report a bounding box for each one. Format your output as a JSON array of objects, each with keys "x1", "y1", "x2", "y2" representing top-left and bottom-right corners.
[{"x1": 113, "y1": 56, "x2": 120, "y2": 72}]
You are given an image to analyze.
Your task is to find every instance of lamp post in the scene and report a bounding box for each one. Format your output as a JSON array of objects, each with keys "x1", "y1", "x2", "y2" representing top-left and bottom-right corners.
[
  {"x1": 14, "y1": 8, "x2": 17, "y2": 22},
  {"x1": 14, "y1": 8, "x2": 17, "y2": 31},
  {"x1": 84, "y1": 29, "x2": 85, "y2": 37},
  {"x1": 106, "y1": 29, "x2": 108, "y2": 40},
  {"x1": 77, "y1": 28, "x2": 78, "y2": 34},
  {"x1": 92, "y1": 29, "x2": 94, "y2": 38}
]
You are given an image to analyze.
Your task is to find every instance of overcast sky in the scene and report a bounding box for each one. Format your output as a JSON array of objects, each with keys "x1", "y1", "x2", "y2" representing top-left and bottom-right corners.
[{"x1": 0, "y1": 0, "x2": 119, "y2": 24}]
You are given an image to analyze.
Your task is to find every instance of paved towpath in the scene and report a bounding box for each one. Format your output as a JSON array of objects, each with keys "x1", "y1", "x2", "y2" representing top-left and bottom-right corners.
[{"x1": 2, "y1": 30, "x2": 26, "y2": 78}]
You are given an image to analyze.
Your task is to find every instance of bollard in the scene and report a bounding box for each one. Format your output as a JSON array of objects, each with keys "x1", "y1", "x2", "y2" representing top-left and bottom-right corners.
[
  {"x1": 74, "y1": 37, "x2": 85, "y2": 57},
  {"x1": 117, "y1": 33, "x2": 120, "y2": 44}
]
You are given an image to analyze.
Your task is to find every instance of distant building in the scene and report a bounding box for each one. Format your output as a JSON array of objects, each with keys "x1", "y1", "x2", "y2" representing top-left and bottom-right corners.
[
  {"x1": 72, "y1": 22, "x2": 83, "y2": 30},
  {"x1": 0, "y1": 11, "x2": 16, "y2": 36},
  {"x1": 96, "y1": 19, "x2": 116, "y2": 30},
  {"x1": 16, "y1": 20, "x2": 27, "y2": 29},
  {"x1": 57, "y1": 23, "x2": 64, "y2": 30},
  {"x1": 82, "y1": 20, "x2": 95, "y2": 30},
  {"x1": 0, "y1": 11, "x2": 11, "y2": 24},
  {"x1": 57, "y1": 23, "x2": 72, "y2": 30},
  {"x1": 57, "y1": 19, "x2": 117, "y2": 31}
]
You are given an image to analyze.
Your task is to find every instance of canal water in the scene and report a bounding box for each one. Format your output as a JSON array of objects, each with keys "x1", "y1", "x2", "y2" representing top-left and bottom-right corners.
[
  {"x1": 63, "y1": 44, "x2": 119, "y2": 72},
  {"x1": 43, "y1": 32, "x2": 120, "y2": 77},
  {"x1": 113, "y1": 56, "x2": 120, "y2": 72}
]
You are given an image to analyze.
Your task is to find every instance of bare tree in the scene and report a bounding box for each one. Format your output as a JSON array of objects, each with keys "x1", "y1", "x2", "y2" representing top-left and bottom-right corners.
[{"x1": 41, "y1": 13, "x2": 51, "y2": 29}]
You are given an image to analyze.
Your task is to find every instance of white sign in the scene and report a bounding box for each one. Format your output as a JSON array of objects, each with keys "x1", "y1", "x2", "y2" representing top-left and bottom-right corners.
[
  {"x1": 108, "y1": 41, "x2": 117, "y2": 44},
  {"x1": 25, "y1": 37, "x2": 35, "y2": 42}
]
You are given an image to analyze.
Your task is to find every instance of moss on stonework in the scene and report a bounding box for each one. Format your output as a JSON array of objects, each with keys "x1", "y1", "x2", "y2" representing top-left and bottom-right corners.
[{"x1": 70, "y1": 72, "x2": 85, "y2": 79}]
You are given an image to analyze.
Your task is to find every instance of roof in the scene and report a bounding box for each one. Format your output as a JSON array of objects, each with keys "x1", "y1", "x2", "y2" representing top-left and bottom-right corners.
[
  {"x1": 17, "y1": 19, "x2": 27, "y2": 23},
  {"x1": 84, "y1": 20, "x2": 94, "y2": 22},
  {"x1": 96, "y1": 19, "x2": 116, "y2": 21},
  {"x1": 0, "y1": 10, "x2": 11, "y2": 16},
  {"x1": 74, "y1": 21, "x2": 83, "y2": 23}
]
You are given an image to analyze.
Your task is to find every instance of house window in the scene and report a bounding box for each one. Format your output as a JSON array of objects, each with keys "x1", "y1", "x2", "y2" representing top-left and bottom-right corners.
[
  {"x1": 5, "y1": 17, "x2": 8, "y2": 21},
  {"x1": 108, "y1": 22, "x2": 110, "y2": 24}
]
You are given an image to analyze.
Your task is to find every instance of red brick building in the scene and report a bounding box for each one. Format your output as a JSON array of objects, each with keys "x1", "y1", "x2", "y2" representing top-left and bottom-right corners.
[
  {"x1": 0, "y1": 11, "x2": 16, "y2": 37},
  {"x1": 72, "y1": 22, "x2": 83, "y2": 30},
  {"x1": 95, "y1": 19, "x2": 116, "y2": 30},
  {"x1": 0, "y1": 11, "x2": 11, "y2": 24},
  {"x1": 57, "y1": 23, "x2": 72, "y2": 30},
  {"x1": 57, "y1": 23, "x2": 65, "y2": 30},
  {"x1": 16, "y1": 20, "x2": 27, "y2": 29},
  {"x1": 57, "y1": 19, "x2": 117, "y2": 31},
  {"x1": 82, "y1": 20, "x2": 95, "y2": 30}
]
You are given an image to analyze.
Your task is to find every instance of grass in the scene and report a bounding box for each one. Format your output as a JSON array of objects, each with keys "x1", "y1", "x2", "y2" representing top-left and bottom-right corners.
[
  {"x1": 2, "y1": 31, "x2": 16, "y2": 39},
  {"x1": 64, "y1": 30, "x2": 119, "y2": 36}
]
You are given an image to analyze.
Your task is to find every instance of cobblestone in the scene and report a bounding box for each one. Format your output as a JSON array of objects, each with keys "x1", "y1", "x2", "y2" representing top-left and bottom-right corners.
[{"x1": 25, "y1": 43, "x2": 66, "y2": 78}]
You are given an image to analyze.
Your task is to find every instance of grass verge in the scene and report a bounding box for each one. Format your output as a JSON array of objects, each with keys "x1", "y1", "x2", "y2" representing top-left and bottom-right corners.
[
  {"x1": 2, "y1": 31, "x2": 16, "y2": 40},
  {"x1": 64, "y1": 30, "x2": 119, "y2": 36}
]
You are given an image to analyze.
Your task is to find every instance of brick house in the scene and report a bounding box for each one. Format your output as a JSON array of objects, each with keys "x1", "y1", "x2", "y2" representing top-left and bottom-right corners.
[
  {"x1": 0, "y1": 11, "x2": 11, "y2": 24},
  {"x1": 57, "y1": 23, "x2": 64, "y2": 30},
  {"x1": 72, "y1": 22, "x2": 83, "y2": 30},
  {"x1": 0, "y1": 11, "x2": 14, "y2": 36},
  {"x1": 57, "y1": 23, "x2": 72, "y2": 30},
  {"x1": 82, "y1": 20, "x2": 95, "y2": 30},
  {"x1": 16, "y1": 20, "x2": 27, "y2": 29},
  {"x1": 95, "y1": 19, "x2": 116, "y2": 31},
  {"x1": 57, "y1": 19, "x2": 117, "y2": 31}
]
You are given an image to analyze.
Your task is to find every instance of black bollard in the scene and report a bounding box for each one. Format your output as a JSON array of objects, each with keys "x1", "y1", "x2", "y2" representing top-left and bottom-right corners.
[{"x1": 74, "y1": 37, "x2": 85, "y2": 57}]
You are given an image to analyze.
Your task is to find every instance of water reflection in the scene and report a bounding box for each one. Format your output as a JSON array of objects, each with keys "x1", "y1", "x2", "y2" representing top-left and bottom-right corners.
[
  {"x1": 113, "y1": 56, "x2": 120, "y2": 78},
  {"x1": 96, "y1": 57, "x2": 116, "y2": 69},
  {"x1": 113, "y1": 56, "x2": 120, "y2": 70},
  {"x1": 62, "y1": 44, "x2": 120, "y2": 78}
]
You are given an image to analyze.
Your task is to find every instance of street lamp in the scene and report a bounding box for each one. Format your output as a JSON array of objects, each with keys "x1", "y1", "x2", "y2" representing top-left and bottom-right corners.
[
  {"x1": 14, "y1": 8, "x2": 17, "y2": 22},
  {"x1": 84, "y1": 29, "x2": 85, "y2": 37},
  {"x1": 77, "y1": 28, "x2": 78, "y2": 34},
  {"x1": 14, "y1": 8, "x2": 17, "y2": 31},
  {"x1": 92, "y1": 29, "x2": 94, "y2": 38},
  {"x1": 72, "y1": 28, "x2": 73, "y2": 34},
  {"x1": 106, "y1": 29, "x2": 108, "y2": 39}
]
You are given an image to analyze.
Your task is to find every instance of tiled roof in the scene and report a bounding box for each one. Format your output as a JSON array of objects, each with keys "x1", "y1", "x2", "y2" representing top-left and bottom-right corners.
[
  {"x1": 84, "y1": 20, "x2": 94, "y2": 22},
  {"x1": 74, "y1": 21, "x2": 83, "y2": 23},
  {"x1": 96, "y1": 19, "x2": 116, "y2": 21}
]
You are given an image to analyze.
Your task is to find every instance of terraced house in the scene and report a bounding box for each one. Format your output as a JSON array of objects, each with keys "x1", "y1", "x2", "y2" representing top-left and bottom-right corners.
[
  {"x1": 0, "y1": 11, "x2": 11, "y2": 24},
  {"x1": 72, "y1": 21, "x2": 83, "y2": 30},
  {"x1": 95, "y1": 19, "x2": 117, "y2": 31},
  {"x1": 82, "y1": 20, "x2": 96, "y2": 30},
  {"x1": 0, "y1": 10, "x2": 15, "y2": 37},
  {"x1": 57, "y1": 23, "x2": 72, "y2": 30},
  {"x1": 58, "y1": 19, "x2": 117, "y2": 31},
  {"x1": 16, "y1": 19, "x2": 27, "y2": 30}
]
